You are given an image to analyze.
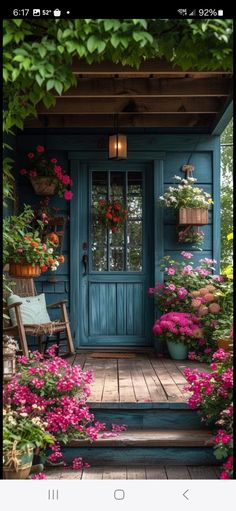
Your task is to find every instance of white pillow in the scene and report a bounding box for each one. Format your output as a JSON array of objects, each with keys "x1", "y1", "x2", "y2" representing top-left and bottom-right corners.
[{"x1": 7, "y1": 293, "x2": 51, "y2": 326}]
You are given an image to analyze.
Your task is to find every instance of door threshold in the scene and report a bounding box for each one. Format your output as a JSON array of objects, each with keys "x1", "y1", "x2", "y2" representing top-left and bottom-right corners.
[{"x1": 76, "y1": 346, "x2": 154, "y2": 354}]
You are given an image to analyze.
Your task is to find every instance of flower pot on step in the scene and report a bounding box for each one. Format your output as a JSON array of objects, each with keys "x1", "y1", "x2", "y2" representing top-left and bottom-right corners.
[
  {"x1": 3, "y1": 446, "x2": 34, "y2": 479},
  {"x1": 29, "y1": 176, "x2": 58, "y2": 196},
  {"x1": 9, "y1": 262, "x2": 41, "y2": 278},
  {"x1": 166, "y1": 340, "x2": 188, "y2": 360},
  {"x1": 178, "y1": 208, "x2": 208, "y2": 226}
]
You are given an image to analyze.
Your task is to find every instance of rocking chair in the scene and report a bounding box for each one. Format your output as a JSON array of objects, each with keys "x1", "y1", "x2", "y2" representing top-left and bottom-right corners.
[{"x1": 3, "y1": 277, "x2": 75, "y2": 358}]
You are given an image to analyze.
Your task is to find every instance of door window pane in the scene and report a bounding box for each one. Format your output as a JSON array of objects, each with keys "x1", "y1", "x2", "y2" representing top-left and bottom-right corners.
[{"x1": 91, "y1": 170, "x2": 143, "y2": 272}]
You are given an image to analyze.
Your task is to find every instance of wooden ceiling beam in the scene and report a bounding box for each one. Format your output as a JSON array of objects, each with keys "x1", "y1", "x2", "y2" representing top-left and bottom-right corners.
[
  {"x1": 71, "y1": 59, "x2": 232, "y2": 77},
  {"x1": 59, "y1": 77, "x2": 232, "y2": 98},
  {"x1": 37, "y1": 97, "x2": 222, "y2": 115},
  {"x1": 28, "y1": 113, "x2": 214, "y2": 128}
]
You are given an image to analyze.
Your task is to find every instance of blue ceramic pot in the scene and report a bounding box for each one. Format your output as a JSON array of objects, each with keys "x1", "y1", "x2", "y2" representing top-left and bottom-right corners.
[{"x1": 166, "y1": 340, "x2": 188, "y2": 360}]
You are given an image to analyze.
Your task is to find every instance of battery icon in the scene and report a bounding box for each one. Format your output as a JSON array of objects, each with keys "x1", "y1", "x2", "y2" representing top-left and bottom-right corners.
[{"x1": 218, "y1": 9, "x2": 223, "y2": 16}]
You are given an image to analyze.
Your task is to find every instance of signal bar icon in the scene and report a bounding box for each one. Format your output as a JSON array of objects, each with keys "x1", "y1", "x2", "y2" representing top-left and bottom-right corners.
[
  {"x1": 189, "y1": 9, "x2": 196, "y2": 16},
  {"x1": 177, "y1": 9, "x2": 188, "y2": 15}
]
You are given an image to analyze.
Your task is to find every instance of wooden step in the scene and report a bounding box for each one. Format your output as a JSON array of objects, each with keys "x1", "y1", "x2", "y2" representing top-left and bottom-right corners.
[{"x1": 69, "y1": 429, "x2": 214, "y2": 448}]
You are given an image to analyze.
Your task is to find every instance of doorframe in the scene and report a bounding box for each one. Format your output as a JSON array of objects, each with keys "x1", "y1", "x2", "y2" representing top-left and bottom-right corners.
[{"x1": 69, "y1": 153, "x2": 165, "y2": 348}]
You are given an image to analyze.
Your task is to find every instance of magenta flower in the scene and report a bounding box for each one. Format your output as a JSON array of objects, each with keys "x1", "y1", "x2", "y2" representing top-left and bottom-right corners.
[
  {"x1": 64, "y1": 190, "x2": 73, "y2": 200},
  {"x1": 20, "y1": 168, "x2": 27, "y2": 175},
  {"x1": 181, "y1": 251, "x2": 193, "y2": 259},
  {"x1": 36, "y1": 145, "x2": 45, "y2": 153},
  {"x1": 165, "y1": 267, "x2": 176, "y2": 275}
]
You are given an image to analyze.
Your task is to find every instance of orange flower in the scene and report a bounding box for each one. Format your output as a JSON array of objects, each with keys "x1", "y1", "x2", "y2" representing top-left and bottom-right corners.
[
  {"x1": 31, "y1": 241, "x2": 39, "y2": 247},
  {"x1": 47, "y1": 232, "x2": 59, "y2": 245},
  {"x1": 205, "y1": 285, "x2": 216, "y2": 292},
  {"x1": 198, "y1": 305, "x2": 209, "y2": 316},
  {"x1": 208, "y1": 303, "x2": 221, "y2": 314},
  {"x1": 46, "y1": 256, "x2": 54, "y2": 265},
  {"x1": 204, "y1": 293, "x2": 215, "y2": 302},
  {"x1": 105, "y1": 213, "x2": 113, "y2": 219},
  {"x1": 199, "y1": 288, "x2": 208, "y2": 296},
  {"x1": 191, "y1": 290, "x2": 200, "y2": 298},
  {"x1": 191, "y1": 299, "x2": 202, "y2": 308},
  {"x1": 58, "y1": 255, "x2": 65, "y2": 263}
]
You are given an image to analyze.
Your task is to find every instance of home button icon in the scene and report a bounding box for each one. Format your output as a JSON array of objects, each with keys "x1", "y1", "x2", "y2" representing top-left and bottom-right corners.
[{"x1": 114, "y1": 489, "x2": 125, "y2": 500}]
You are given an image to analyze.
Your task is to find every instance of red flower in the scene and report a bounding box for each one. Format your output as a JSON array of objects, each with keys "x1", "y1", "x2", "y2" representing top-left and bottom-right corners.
[
  {"x1": 36, "y1": 145, "x2": 45, "y2": 153},
  {"x1": 64, "y1": 190, "x2": 73, "y2": 200},
  {"x1": 20, "y1": 169, "x2": 27, "y2": 175},
  {"x1": 27, "y1": 152, "x2": 34, "y2": 159},
  {"x1": 51, "y1": 158, "x2": 58, "y2": 164},
  {"x1": 106, "y1": 213, "x2": 113, "y2": 220}
]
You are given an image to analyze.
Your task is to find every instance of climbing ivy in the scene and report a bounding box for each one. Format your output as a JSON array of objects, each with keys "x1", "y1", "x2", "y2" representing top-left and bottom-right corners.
[{"x1": 3, "y1": 18, "x2": 233, "y2": 132}]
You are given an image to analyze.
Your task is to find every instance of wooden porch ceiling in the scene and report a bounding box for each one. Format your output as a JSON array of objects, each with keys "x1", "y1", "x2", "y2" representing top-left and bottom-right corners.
[{"x1": 26, "y1": 59, "x2": 233, "y2": 131}]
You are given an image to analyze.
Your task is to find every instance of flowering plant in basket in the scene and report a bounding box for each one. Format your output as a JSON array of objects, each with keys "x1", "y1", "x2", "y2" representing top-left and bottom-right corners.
[
  {"x1": 9, "y1": 230, "x2": 64, "y2": 273},
  {"x1": 158, "y1": 175, "x2": 213, "y2": 209},
  {"x1": 97, "y1": 199, "x2": 128, "y2": 232},
  {"x1": 178, "y1": 226, "x2": 205, "y2": 246},
  {"x1": 20, "y1": 145, "x2": 73, "y2": 201}
]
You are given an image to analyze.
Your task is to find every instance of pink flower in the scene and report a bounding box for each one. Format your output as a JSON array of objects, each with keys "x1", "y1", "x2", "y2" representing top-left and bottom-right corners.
[
  {"x1": 27, "y1": 152, "x2": 34, "y2": 159},
  {"x1": 181, "y1": 251, "x2": 193, "y2": 259},
  {"x1": 31, "y1": 473, "x2": 46, "y2": 479},
  {"x1": 177, "y1": 287, "x2": 188, "y2": 299},
  {"x1": 51, "y1": 158, "x2": 58, "y2": 164},
  {"x1": 208, "y1": 303, "x2": 220, "y2": 313},
  {"x1": 29, "y1": 170, "x2": 37, "y2": 177},
  {"x1": 62, "y1": 175, "x2": 71, "y2": 185},
  {"x1": 220, "y1": 471, "x2": 230, "y2": 479},
  {"x1": 167, "y1": 284, "x2": 176, "y2": 291},
  {"x1": 20, "y1": 168, "x2": 27, "y2": 175},
  {"x1": 182, "y1": 265, "x2": 193, "y2": 275},
  {"x1": 54, "y1": 165, "x2": 62, "y2": 173},
  {"x1": 36, "y1": 145, "x2": 45, "y2": 153},
  {"x1": 148, "y1": 288, "x2": 155, "y2": 294},
  {"x1": 165, "y1": 267, "x2": 176, "y2": 275},
  {"x1": 188, "y1": 351, "x2": 197, "y2": 360},
  {"x1": 212, "y1": 349, "x2": 231, "y2": 361},
  {"x1": 64, "y1": 190, "x2": 73, "y2": 200}
]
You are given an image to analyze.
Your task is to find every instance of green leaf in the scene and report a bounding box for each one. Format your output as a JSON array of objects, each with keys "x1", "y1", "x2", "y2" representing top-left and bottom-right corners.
[
  {"x1": 3, "y1": 68, "x2": 8, "y2": 81},
  {"x1": 46, "y1": 79, "x2": 55, "y2": 91},
  {"x1": 38, "y1": 46, "x2": 47, "y2": 59},
  {"x1": 3, "y1": 33, "x2": 13, "y2": 46},
  {"x1": 12, "y1": 68, "x2": 20, "y2": 81},
  {"x1": 58, "y1": 45, "x2": 65, "y2": 54},
  {"x1": 54, "y1": 80, "x2": 63, "y2": 95},
  {"x1": 87, "y1": 35, "x2": 99, "y2": 53},
  {"x1": 36, "y1": 74, "x2": 44, "y2": 86},
  {"x1": 13, "y1": 54, "x2": 25, "y2": 62},
  {"x1": 62, "y1": 29, "x2": 73, "y2": 39},
  {"x1": 104, "y1": 20, "x2": 114, "y2": 31}
]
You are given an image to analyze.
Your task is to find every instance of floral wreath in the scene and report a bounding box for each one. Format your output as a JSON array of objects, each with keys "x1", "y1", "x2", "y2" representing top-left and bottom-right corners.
[{"x1": 97, "y1": 199, "x2": 128, "y2": 232}]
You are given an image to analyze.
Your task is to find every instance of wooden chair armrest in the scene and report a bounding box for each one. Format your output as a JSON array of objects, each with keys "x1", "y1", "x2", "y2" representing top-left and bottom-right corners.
[
  {"x1": 47, "y1": 300, "x2": 68, "y2": 309},
  {"x1": 7, "y1": 301, "x2": 22, "y2": 310}
]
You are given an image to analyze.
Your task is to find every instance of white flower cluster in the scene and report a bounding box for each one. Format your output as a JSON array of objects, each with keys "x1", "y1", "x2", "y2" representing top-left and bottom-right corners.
[{"x1": 159, "y1": 176, "x2": 213, "y2": 209}]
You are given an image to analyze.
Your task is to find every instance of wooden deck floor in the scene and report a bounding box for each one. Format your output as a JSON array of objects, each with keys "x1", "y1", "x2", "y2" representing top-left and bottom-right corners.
[
  {"x1": 72, "y1": 353, "x2": 210, "y2": 405},
  {"x1": 45, "y1": 465, "x2": 220, "y2": 479}
]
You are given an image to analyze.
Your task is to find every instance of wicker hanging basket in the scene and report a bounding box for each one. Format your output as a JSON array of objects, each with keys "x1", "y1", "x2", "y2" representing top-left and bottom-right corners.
[
  {"x1": 9, "y1": 262, "x2": 41, "y2": 278},
  {"x1": 178, "y1": 208, "x2": 208, "y2": 226},
  {"x1": 29, "y1": 176, "x2": 58, "y2": 195}
]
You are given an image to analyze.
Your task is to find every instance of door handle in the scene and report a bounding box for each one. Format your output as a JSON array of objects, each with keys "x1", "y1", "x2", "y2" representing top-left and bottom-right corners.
[{"x1": 82, "y1": 254, "x2": 88, "y2": 274}]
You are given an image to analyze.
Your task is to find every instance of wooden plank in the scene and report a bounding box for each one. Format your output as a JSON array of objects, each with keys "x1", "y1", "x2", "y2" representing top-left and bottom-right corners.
[
  {"x1": 71, "y1": 58, "x2": 232, "y2": 76},
  {"x1": 118, "y1": 359, "x2": 137, "y2": 402},
  {"x1": 82, "y1": 467, "x2": 104, "y2": 479},
  {"x1": 26, "y1": 113, "x2": 214, "y2": 128},
  {"x1": 102, "y1": 360, "x2": 119, "y2": 402},
  {"x1": 59, "y1": 77, "x2": 232, "y2": 98},
  {"x1": 129, "y1": 359, "x2": 152, "y2": 402},
  {"x1": 127, "y1": 467, "x2": 146, "y2": 479},
  {"x1": 161, "y1": 359, "x2": 188, "y2": 384},
  {"x1": 69, "y1": 429, "x2": 214, "y2": 447},
  {"x1": 85, "y1": 359, "x2": 107, "y2": 403},
  {"x1": 166, "y1": 466, "x2": 191, "y2": 479},
  {"x1": 136, "y1": 358, "x2": 167, "y2": 402},
  {"x1": 45, "y1": 468, "x2": 82, "y2": 479},
  {"x1": 72, "y1": 353, "x2": 86, "y2": 369},
  {"x1": 38, "y1": 97, "x2": 222, "y2": 115},
  {"x1": 188, "y1": 466, "x2": 220, "y2": 479},
  {"x1": 145, "y1": 466, "x2": 167, "y2": 479},
  {"x1": 103, "y1": 467, "x2": 127, "y2": 479}
]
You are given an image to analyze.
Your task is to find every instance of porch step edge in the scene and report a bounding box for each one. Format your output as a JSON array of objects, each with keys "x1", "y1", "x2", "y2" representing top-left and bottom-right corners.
[{"x1": 69, "y1": 429, "x2": 214, "y2": 448}]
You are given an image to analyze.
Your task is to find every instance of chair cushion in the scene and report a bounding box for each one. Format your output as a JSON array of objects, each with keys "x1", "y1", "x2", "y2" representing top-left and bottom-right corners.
[{"x1": 7, "y1": 293, "x2": 51, "y2": 326}]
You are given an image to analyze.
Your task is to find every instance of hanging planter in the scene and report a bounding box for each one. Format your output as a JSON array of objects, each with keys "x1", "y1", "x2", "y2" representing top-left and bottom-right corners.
[
  {"x1": 9, "y1": 262, "x2": 41, "y2": 278},
  {"x1": 29, "y1": 176, "x2": 58, "y2": 196},
  {"x1": 178, "y1": 208, "x2": 208, "y2": 226}
]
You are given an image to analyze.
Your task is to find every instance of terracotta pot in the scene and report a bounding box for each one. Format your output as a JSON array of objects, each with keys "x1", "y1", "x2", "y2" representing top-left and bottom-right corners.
[
  {"x1": 29, "y1": 176, "x2": 57, "y2": 195},
  {"x1": 178, "y1": 208, "x2": 208, "y2": 226},
  {"x1": 9, "y1": 262, "x2": 41, "y2": 278},
  {"x1": 217, "y1": 338, "x2": 233, "y2": 352},
  {"x1": 3, "y1": 447, "x2": 34, "y2": 479}
]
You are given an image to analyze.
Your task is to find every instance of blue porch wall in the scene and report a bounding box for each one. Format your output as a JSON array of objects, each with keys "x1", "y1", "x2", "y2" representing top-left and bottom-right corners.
[{"x1": 15, "y1": 131, "x2": 221, "y2": 346}]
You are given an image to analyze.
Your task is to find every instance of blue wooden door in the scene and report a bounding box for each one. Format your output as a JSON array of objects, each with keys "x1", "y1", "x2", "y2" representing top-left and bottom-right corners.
[{"x1": 79, "y1": 162, "x2": 154, "y2": 346}]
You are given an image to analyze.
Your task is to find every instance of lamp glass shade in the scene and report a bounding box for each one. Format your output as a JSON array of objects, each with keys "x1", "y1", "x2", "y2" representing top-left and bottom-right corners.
[{"x1": 109, "y1": 134, "x2": 127, "y2": 159}]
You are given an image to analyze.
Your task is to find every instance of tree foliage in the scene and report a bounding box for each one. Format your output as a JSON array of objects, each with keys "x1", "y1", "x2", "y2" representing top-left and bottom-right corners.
[
  {"x1": 220, "y1": 119, "x2": 233, "y2": 268},
  {"x1": 3, "y1": 18, "x2": 233, "y2": 131}
]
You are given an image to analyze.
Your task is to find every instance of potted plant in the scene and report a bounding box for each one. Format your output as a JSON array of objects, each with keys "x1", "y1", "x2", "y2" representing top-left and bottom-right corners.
[
  {"x1": 152, "y1": 311, "x2": 202, "y2": 360},
  {"x1": 4, "y1": 205, "x2": 65, "y2": 277},
  {"x1": 159, "y1": 172, "x2": 213, "y2": 225},
  {"x1": 212, "y1": 318, "x2": 233, "y2": 352},
  {"x1": 178, "y1": 226, "x2": 205, "y2": 246},
  {"x1": 20, "y1": 145, "x2": 73, "y2": 201},
  {"x1": 3, "y1": 406, "x2": 54, "y2": 479},
  {"x1": 96, "y1": 199, "x2": 128, "y2": 232}
]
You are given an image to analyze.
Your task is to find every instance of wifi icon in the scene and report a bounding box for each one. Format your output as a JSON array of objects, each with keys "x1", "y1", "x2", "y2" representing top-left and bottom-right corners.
[{"x1": 177, "y1": 9, "x2": 188, "y2": 15}]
